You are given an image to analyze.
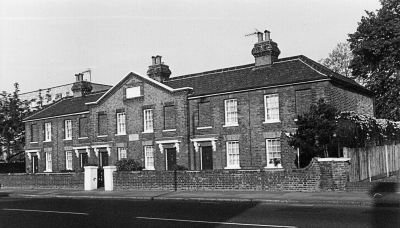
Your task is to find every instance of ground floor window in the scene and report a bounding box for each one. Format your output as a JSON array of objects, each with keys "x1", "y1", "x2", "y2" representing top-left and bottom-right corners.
[
  {"x1": 266, "y1": 139, "x2": 282, "y2": 168},
  {"x1": 226, "y1": 141, "x2": 240, "y2": 169},
  {"x1": 66, "y1": 151, "x2": 73, "y2": 170},
  {"x1": 144, "y1": 146, "x2": 155, "y2": 170},
  {"x1": 45, "y1": 152, "x2": 52, "y2": 172},
  {"x1": 118, "y1": 148, "x2": 127, "y2": 160}
]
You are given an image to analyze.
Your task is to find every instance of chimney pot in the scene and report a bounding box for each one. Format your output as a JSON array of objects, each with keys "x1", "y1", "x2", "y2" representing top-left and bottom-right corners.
[
  {"x1": 155, "y1": 55, "x2": 162, "y2": 65},
  {"x1": 264, "y1": 30, "x2": 270, "y2": 41},
  {"x1": 257, "y1": 32, "x2": 263, "y2": 42},
  {"x1": 151, "y1": 56, "x2": 156, "y2": 65}
]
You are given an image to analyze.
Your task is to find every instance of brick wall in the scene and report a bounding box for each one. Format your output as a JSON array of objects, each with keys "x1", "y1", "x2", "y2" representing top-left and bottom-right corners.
[{"x1": 0, "y1": 173, "x2": 84, "y2": 189}]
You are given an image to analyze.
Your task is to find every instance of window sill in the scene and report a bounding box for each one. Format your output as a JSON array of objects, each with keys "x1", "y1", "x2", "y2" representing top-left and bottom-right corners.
[
  {"x1": 115, "y1": 133, "x2": 127, "y2": 136},
  {"x1": 97, "y1": 135, "x2": 108, "y2": 138},
  {"x1": 224, "y1": 166, "x2": 241, "y2": 170},
  {"x1": 144, "y1": 167, "x2": 155, "y2": 170},
  {"x1": 223, "y1": 124, "x2": 239, "y2": 128},
  {"x1": 142, "y1": 131, "x2": 154, "y2": 134},
  {"x1": 78, "y1": 137, "x2": 88, "y2": 139},
  {"x1": 43, "y1": 170, "x2": 52, "y2": 173},
  {"x1": 264, "y1": 165, "x2": 283, "y2": 169},
  {"x1": 30, "y1": 142, "x2": 38, "y2": 144},
  {"x1": 162, "y1": 129, "x2": 176, "y2": 132},
  {"x1": 263, "y1": 120, "x2": 280, "y2": 124},
  {"x1": 43, "y1": 140, "x2": 52, "y2": 142},
  {"x1": 197, "y1": 126, "x2": 212, "y2": 130}
]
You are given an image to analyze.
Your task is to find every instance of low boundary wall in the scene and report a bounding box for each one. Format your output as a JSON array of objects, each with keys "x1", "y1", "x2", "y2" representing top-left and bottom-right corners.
[
  {"x1": 0, "y1": 173, "x2": 84, "y2": 189},
  {"x1": 114, "y1": 158, "x2": 350, "y2": 192}
]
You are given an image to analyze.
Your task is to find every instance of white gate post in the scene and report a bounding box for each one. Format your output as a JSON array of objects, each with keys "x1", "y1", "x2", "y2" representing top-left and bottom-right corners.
[
  {"x1": 84, "y1": 166, "x2": 98, "y2": 190},
  {"x1": 104, "y1": 166, "x2": 117, "y2": 191}
]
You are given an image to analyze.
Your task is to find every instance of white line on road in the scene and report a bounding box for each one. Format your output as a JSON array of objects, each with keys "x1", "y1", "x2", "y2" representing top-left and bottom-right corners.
[
  {"x1": 3, "y1": 208, "x2": 89, "y2": 215},
  {"x1": 136, "y1": 216, "x2": 298, "y2": 227}
]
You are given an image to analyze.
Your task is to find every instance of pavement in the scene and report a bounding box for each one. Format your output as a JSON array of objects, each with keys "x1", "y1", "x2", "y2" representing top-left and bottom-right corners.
[{"x1": 1, "y1": 188, "x2": 399, "y2": 207}]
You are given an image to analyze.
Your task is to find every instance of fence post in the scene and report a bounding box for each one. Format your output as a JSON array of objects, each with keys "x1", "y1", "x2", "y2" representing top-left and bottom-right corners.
[
  {"x1": 385, "y1": 145, "x2": 389, "y2": 177},
  {"x1": 367, "y1": 148, "x2": 371, "y2": 182}
]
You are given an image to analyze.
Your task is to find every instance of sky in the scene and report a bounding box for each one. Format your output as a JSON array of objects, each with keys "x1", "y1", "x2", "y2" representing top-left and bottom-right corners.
[{"x1": 0, "y1": 0, "x2": 382, "y2": 94}]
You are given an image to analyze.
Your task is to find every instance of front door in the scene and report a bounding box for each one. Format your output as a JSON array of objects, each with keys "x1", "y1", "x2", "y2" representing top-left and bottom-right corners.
[
  {"x1": 98, "y1": 152, "x2": 108, "y2": 188},
  {"x1": 79, "y1": 153, "x2": 88, "y2": 168},
  {"x1": 166, "y1": 148, "x2": 176, "y2": 170},
  {"x1": 32, "y1": 155, "x2": 38, "y2": 173},
  {"x1": 201, "y1": 146, "x2": 213, "y2": 170}
]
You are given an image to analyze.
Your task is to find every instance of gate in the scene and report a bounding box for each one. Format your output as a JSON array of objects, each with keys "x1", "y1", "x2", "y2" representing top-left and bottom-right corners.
[{"x1": 97, "y1": 167, "x2": 104, "y2": 188}]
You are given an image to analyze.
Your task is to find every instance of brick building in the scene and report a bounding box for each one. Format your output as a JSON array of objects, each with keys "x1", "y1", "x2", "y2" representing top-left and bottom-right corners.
[{"x1": 23, "y1": 31, "x2": 374, "y2": 173}]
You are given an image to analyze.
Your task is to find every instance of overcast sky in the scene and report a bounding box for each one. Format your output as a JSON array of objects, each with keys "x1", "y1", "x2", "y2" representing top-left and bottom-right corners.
[{"x1": 0, "y1": 0, "x2": 382, "y2": 94}]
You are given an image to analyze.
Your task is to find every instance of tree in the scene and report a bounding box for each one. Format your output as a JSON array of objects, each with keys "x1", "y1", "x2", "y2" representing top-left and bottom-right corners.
[
  {"x1": 319, "y1": 42, "x2": 353, "y2": 78},
  {"x1": 288, "y1": 99, "x2": 339, "y2": 168},
  {"x1": 0, "y1": 83, "x2": 32, "y2": 162},
  {"x1": 348, "y1": 0, "x2": 400, "y2": 120}
]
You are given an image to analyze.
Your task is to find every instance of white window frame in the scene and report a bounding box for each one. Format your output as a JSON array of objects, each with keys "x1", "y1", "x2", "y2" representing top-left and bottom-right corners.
[
  {"x1": 224, "y1": 99, "x2": 238, "y2": 127},
  {"x1": 116, "y1": 112, "x2": 126, "y2": 135},
  {"x1": 45, "y1": 152, "x2": 52, "y2": 172},
  {"x1": 118, "y1": 147, "x2": 127, "y2": 160},
  {"x1": 65, "y1": 120, "x2": 72, "y2": 140},
  {"x1": 264, "y1": 94, "x2": 280, "y2": 123},
  {"x1": 44, "y1": 122, "x2": 51, "y2": 141},
  {"x1": 266, "y1": 139, "x2": 282, "y2": 168},
  {"x1": 143, "y1": 109, "x2": 153, "y2": 133},
  {"x1": 144, "y1": 146, "x2": 155, "y2": 170},
  {"x1": 126, "y1": 86, "x2": 141, "y2": 98},
  {"x1": 225, "y1": 141, "x2": 240, "y2": 169},
  {"x1": 66, "y1": 151, "x2": 73, "y2": 170}
]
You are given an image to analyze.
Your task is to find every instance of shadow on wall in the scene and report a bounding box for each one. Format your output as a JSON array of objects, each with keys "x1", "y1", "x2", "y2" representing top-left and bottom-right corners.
[{"x1": 370, "y1": 182, "x2": 400, "y2": 228}]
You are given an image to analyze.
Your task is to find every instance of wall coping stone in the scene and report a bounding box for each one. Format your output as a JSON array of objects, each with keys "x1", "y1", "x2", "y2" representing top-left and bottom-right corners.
[{"x1": 316, "y1": 158, "x2": 350, "y2": 162}]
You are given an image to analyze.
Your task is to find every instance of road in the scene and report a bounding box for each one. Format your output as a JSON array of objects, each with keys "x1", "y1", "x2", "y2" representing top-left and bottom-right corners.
[{"x1": 0, "y1": 197, "x2": 399, "y2": 228}]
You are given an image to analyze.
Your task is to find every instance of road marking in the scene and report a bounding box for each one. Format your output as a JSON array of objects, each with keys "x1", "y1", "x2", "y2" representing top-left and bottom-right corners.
[
  {"x1": 3, "y1": 208, "x2": 89, "y2": 215},
  {"x1": 136, "y1": 216, "x2": 298, "y2": 227}
]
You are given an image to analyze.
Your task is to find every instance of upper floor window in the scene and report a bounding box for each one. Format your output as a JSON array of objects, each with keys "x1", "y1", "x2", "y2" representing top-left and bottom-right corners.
[
  {"x1": 44, "y1": 122, "x2": 51, "y2": 141},
  {"x1": 116, "y1": 112, "x2": 126, "y2": 135},
  {"x1": 65, "y1": 120, "x2": 72, "y2": 140},
  {"x1": 126, "y1": 86, "x2": 141, "y2": 98},
  {"x1": 144, "y1": 146, "x2": 155, "y2": 170},
  {"x1": 117, "y1": 148, "x2": 127, "y2": 160},
  {"x1": 98, "y1": 113, "x2": 107, "y2": 136},
  {"x1": 79, "y1": 117, "x2": 88, "y2": 138},
  {"x1": 266, "y1": 139, "x2": 282, "y2": 168},
  {"x1": 264, "y1": 94, "x2": 279, "y2": 122},
  {"x1": 164, "y1": 105, "x2": 175, "y2": 130},
  {"x1": 295, "y1": 89, "x2": 311, "y2": 116},
  {"x1": 198, "y1": 100, "x2": 212, "y2": 127},
  {"x1": 31, "y1": 123, "x2": 38, "y2": 142},
  {"x1": 224, "y1": 99, "x2": 238, "y2": 126},
  {"x1": 143, "y1": 109, "x2": 153, "y2": 132},
  {"x1": 226, "y1": 141, "x2": 240, "y2": 169}
]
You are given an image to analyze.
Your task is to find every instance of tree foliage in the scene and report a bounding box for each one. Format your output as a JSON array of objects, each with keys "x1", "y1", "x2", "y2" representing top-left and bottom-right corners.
[
  {"x1": 348, "y1": 0, "x2": 400, "y2": 120},
  {"x1": 0, "y1": 83, "x2": 32, "y2": 162},
  {"x1": 319, "y1": 42, "x2": 353, "y2": 78},
  {"x1": 288, "y1": 99, "x2": 339, "y2": 167}
]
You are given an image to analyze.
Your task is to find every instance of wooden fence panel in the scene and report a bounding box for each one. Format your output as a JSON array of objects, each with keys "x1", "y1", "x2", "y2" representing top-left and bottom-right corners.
[{"x1": 347, "y1": 144, "x2": 400, "y2": 182}]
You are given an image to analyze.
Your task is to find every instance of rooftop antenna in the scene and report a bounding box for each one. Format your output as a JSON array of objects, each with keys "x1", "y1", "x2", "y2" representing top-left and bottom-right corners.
[
  {"x1": 81, "y1": 68, "x2": 92, "y2": 82},
  {"x1": 244, "y1": 28, "x2": 261, "y2": 37}
]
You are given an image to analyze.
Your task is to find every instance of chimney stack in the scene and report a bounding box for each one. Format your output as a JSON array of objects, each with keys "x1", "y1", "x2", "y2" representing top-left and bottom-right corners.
[
  {"x1": 147, "y1": 55, "x2": 172, "y2": 82},
  {"x1": 71, "y1": 73, "x2": 92, "y2": 97},
  {"x1": 251, "y1": 30, "x2": 280, "y2": 66}
]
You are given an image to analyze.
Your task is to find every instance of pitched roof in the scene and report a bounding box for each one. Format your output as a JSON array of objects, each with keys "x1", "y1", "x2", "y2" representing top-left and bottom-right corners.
[
  {"x1": 164, "y1": 55, "x2": 372, "y2": 98},
  {"x1": 24, "y1": 91, "x2": 106, "y2": 121}
]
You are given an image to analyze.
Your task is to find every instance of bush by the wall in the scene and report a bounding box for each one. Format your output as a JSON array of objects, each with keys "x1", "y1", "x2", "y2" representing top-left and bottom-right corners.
[{"x1": 116, "y1": 159, "x2": 143, "y2": 171}]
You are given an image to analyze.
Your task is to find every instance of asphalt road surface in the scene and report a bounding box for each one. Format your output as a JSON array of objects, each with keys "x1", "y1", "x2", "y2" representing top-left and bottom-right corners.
[{"x1": 0, "y1": 197, "x2": 399, "y2": 228}]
